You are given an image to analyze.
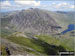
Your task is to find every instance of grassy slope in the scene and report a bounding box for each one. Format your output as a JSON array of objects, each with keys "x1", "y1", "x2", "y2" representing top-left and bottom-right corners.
[
  {"x1": 35, "y1": 35, "x2": 74, "y2": 51},
  {"x1": 1, "y1": 38, "x2": 39, "y2": 55},
  {"x1": 4, "y1": 35, "x2": 48, "y2": 55},
  {"x1": 1, "y1": 32, "x2": 74, "y2": 55}
]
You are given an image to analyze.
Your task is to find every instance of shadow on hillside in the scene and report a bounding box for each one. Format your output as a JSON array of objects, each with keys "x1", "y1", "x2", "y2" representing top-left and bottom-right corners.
[{"x1": 31, "y1": 38, "x2": 66, "y2": 55}]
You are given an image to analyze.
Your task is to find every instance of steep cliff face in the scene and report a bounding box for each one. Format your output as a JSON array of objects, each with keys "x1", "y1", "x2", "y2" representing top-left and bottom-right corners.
[{"x1": 9, "y1": 9, "x2": 60, "y2": 34}]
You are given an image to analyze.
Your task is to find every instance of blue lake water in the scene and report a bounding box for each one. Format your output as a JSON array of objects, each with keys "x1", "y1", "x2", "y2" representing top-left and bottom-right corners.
[{"x1": 61, "y1": 24, "x2": 75, "y2": 34}]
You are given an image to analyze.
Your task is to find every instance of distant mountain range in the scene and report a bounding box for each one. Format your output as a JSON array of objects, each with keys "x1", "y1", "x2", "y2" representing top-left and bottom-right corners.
[{"x1": 1, "y1": 8, "x2": 75, "y2": 34}]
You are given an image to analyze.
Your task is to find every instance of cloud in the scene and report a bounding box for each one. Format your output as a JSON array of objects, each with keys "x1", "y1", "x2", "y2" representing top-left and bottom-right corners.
[
  {"x1": 14, "y1": 0, "x2": 40, "y2": 6},
  {"x1": 0, "y1": 0, "x2": 41, "y2": 11},
  {"x1": 0, "y1": 1, "x2": 11, "y2": 9},
  {"x1": 0, "y1": 1, "x2": 74, "y2": 12},
  {"x1": 70, "y1": 5, "x2": 75, "y2": 8},
  {"x1": 1, "y1": 1, "x2": 11, "y2": 6},
  {"x1": 52, "y1": 2, "x2": 75, "y2": 9}
]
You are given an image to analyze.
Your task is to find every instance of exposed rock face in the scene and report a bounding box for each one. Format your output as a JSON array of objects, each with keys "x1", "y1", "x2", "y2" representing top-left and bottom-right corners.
[{"x1": 9, "y1": 9, "x2": 60, "y2": 34}]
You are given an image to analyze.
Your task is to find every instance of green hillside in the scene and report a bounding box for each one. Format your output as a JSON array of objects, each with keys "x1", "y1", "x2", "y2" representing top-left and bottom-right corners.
[{"x1": 1, "y1": 32, "x2": 74, "y2": 55}]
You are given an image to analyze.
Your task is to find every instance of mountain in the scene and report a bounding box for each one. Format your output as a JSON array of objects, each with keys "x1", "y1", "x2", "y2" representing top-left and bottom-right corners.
[
  {"x1": 1, "y1": 8, "x2": 75, "y2": 55},
  {"x1": 9, "y1": 9, "x2": 61, "y2": 34},
  {"x1": 1, "y1": 8, "x2": 74, "y2": 35}
]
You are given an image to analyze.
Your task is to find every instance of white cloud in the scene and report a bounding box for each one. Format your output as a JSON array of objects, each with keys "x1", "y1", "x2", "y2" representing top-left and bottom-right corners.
[
  {"x1": 70, "y1": 5, "x2": 75, "y2": 8},
  {"x1": 1, "y1": 1, "x2": 11, "y2": 9},
  {"x1": 1, "y1": 1, "x2": 11, "y2": 6},
  {"x1": 14, "y1": 0, "x2": 40, "y2": 6},
  {"x1": 0, "y1": 0, "x2": 40, "y2": 11},
  {"x1": 52, "y1": 2, "x2": 75, "y2": 9},
  {"x1": 0, "y1": 1, "x2": 74, "y2": 11},
  {"x1": 61, "y1": 2, "x2": 69, "y2": 5},
  {"x1": 52, "y1": 2, "x2": 68, "y2": 8}
]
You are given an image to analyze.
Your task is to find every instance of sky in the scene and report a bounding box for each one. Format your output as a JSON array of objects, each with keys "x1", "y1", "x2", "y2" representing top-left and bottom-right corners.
[{"x1": 0, "y1": 0, "x2": 75, "y2": 12}]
